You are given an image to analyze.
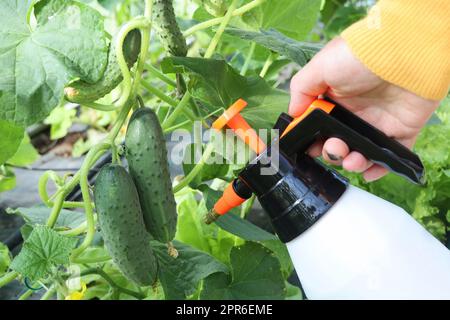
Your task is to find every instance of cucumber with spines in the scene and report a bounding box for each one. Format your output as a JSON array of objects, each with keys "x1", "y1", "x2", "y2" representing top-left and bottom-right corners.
[
  {"x1": 94, "y1": 164, "x2": 158, "y2": 286},
  {"x1": 125, "y1": 108, "x2": 178, "y2": 244},
  {"x1": 65, "y1": 29, "x2": 141, "y2": 104},
  {"x1": 153, "y1": 0, "x2": 187, "y2": 57}
]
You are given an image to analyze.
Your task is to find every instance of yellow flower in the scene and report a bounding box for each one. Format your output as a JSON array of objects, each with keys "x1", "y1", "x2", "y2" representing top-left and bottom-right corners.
[{"x1": 65, "y1": 282, "x2": 87, "y2": 300}]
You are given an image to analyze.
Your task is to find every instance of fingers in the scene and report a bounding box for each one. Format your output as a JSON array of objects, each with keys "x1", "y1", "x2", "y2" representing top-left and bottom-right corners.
[
  {"x1": 363, "y1": 165, "x2": 388, "y2": 182},
  {"x1": 289, "y1": 56, "x2": 328, "y2": 117},
  {"x1": 307, "y1": 141, "x2": 323, "y2": 158},
  {"x1": 342, "y1": 151, "x2": 373, "y2": 173},
  {"x1": 311, "y1": 137, "x2": 388, "y2": 182},
  {"x1": 322, "y1": 138, "x2": 349, "y2": 166}
]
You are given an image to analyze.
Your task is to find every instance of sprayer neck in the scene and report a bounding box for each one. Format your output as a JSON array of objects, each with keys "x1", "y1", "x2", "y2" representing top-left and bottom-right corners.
[{"x1": 239, "y1": 149, "x2": 348, "y2": 243}]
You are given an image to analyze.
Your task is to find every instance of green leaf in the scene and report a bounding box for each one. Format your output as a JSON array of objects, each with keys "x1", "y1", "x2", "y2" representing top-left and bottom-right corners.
[
  {"x1": 0, "y1": 0, "x2": 108, "y2": 126},
  {"x1": 7, "y1": 134, "x2": 39, "y2": 166},
  {"x1": 182, "y1": 143, "x2": 230, "y2": 188},
  {"x1": 226, "y1": 28, "x2": 322, "y2": 66},
  {"x1": 7, "y1": 206, "x2": 86, "y2": 230},
  {"x1": 201, "y1": 185, "x2": 277, "y2": 241},
  {"x1": 215, "y1": 213, "x2": 278, "y2": 241},
  {"x1": 175, "y1": 188, "x2": 211, "y2": 253},
  {"x1": 97, "y1": 0, "x2": 122, "y2": 10},
  {"x1": 174, "y1": 187, "x2": 238, "y2": 264},
  {"x1": 10, "y1": 226, "x2": 77, "y2": 281},
  {"x1": 151, "y1": 240, "x2": 229, "y2": 300},
  {"x1": 0, "y1": 242, "x2": 12, "y2": 276},
  {"x1": 262, "y1": 239, "x2": 294, "y2": 278},
  {"x1": 323, "y1": 3, "x2": 366, "y2": 39},
  {"x1": 44, "y1": 106, "x2": 77, "y2": 140},
  {"x1": 0, "y1": 120, "x2": 24, "y2": 166},
  {"x1": 162, "y1": 57, "x2": 289, "y2": 130},
  {"x1": 242, "y1": 0, "x2": 322, "y2": 40},
  {"x1": 200, "y1": 242, "x2": 286, "y2": 300},
  {"x1": 0, "y1": 165, "x2": 16, "y2": 192},
  {"x1": 285, "y1": 282, "x2": 303, "y2": 300}
]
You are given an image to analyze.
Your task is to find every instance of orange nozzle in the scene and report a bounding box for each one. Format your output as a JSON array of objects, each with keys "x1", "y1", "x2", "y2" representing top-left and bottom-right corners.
[
  {"x1": 282, "y1": 99, "x2": 335, "y2": 138},
  {"x1": 212, "y1": 99, "x2": 266, "y2": 155},
  {"x1": 213, "y1": 183, "x2": 246, "y2": 215}
]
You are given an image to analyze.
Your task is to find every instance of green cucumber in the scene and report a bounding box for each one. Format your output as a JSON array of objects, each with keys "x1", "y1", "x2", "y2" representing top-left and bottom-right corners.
[
  {"x1": 65, "y1": 29, "x2": 141, "y2": 104},
  {"x1": 94, "y1": 164, "x2": 158, "y2": 286},
  {"x1": 125, "y1": 108, "x2": 177, "y2": 244},
  {"x1": 153, "y1": 0, "x2": 187, "y2": 57}
]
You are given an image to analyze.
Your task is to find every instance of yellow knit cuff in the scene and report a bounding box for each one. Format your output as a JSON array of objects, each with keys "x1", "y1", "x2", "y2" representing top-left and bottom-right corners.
[{"x1": 342, "y1": 0, "x2": 450, "y2": 100}]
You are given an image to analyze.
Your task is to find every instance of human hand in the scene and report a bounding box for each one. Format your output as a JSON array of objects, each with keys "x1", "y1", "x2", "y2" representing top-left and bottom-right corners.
[{"x1": 289, "y1": 37, "x2": 440, "y2": 182}]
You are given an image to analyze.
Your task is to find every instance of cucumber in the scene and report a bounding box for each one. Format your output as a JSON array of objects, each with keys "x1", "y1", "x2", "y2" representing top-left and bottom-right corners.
[
  {"x1": 125, "y1": 108, "x2": 177, "y2": 244},
  {"x1": 65, "y1": 29, "x2": 141, "y2": 104},
  {"x1": 94, "y1": 164, "x2": 158, "y2": 286},
  {"x1": 153, "y1": 0, "x2": 187, "y2": 57}
]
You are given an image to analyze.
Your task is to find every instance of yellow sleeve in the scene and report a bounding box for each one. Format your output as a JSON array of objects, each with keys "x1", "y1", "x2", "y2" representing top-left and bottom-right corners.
[{"x1": 341, "y1": 0, "x2": 450, "y2": 100}]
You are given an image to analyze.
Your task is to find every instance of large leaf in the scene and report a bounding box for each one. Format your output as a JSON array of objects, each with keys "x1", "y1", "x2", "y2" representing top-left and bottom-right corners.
[
  {"x1": 0, "y1": 0, "x2": 108, "y2": 126},
  {"x1": 7, "y1": 206, "x2": 86, "y2": 230},
  {"x1": 174, "y1": 187, "x2": 239, "y2": 264},
  {"x1": 200, "y1": 242, "x2": 286, "y2": 300},
  {"x1": 151, "y1": 241, "x2": 229, "y2": 300},
  {"x1": 0, "y1": 165, "x2": 16, "y2": 192},
  {"x1": 0, "y1": 242, "x2": 11, "y2": 276},
  {"x1": 44, "y1": 106, "x2": 77, "y2": 140},
  {"x1": 7, "y1": 134, "x2": 39, "y2": 166},
  {"x1": 201, "y1": 185, "x2": 277, "y2": 241},
  {"x1": 162, "y1": 57, "x2": 289, "y2": 130},
  {"x1": 0, "y1": 120, "x2": 24, "y2": 166},
  {"x1": 10, "y1": 226, "x2": 77, "y2": 281},
  {"x1": 262, "y1": 239, "x2": 294, "y2": 278},
  {"x1": 182, "y1": 143, "x2": 230, "y2": 189},
  {"x1": 242, "y1": 0, "x2": 322, "y2": 40},
  {"x1": 226, "y1": 28, "x2": 322, "y2": 66}
]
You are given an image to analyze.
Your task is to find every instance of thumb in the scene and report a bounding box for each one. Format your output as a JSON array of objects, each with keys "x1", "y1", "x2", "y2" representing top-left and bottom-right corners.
[{"x1": 289, "y1": 55, "x2": 328, "y2": 117}]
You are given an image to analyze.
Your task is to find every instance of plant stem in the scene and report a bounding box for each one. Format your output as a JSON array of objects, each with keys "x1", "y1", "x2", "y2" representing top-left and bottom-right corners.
[
  {"x1": 162, "y1": 92, "x2": 192, "y2": 130},
  {"x1": 163, "y1": 0, "x2": 238, "y2": 130},
  {"x1": 72, "y1": 254, "x2": 111, "y2": 265},
  {"x1": 241, "y1": 42, "x2": 256, "y2": 76},
  {"x1": 80, "y1": 268, "x2": 145, "y2": 299},
  {"x1": 41, "y1": 286, "x2": 57, "y2": 300},
  {"x1": 46, "y1": 193, "x2": 65, "y2": 228},
  {"x1": 204, "y1": 0, "x2": 239, "y2": 58},
  {"x1": 145, "y1": 63, "x2": 177, "y2": 87},
  {"x1": 82, "y1": 102, "x2": 120, "y2": 112},
  {"x1": 163, "y1": 119, "x2": 191, "y2": 133},
  {"x1": 130, "y1": 1, "x2": 154, "y2": 99},
  {"x1": 141, "y1": 80, "x2": 178, "y2": 106},
  {"x1": 259, "y1": 52, "x2": 275, "y2": 78},
  {"x1": 39, "y1": 171, "x2": 85, "y2": 209},
  {"x1": 114, "y1": 18, "x2": 151, "y2": 108},
  {"x1": 18, "y1": 289, "x2": 34, "y2": 300},
  {"x1": 173, "y1": 143, "x2": 215, "y2": 193},
  {"x1": 183, "y1": 0, "x2": 267, "y2": 37},
  {"x1": 59, "y1": 221, "x2": 88, "y2": 236},
  {"x1": 0, "y1": 271, "x2": 19, "y2": 289},
  {"x1": 70, "y1": 143, "x2": 111, "y2": 260}
]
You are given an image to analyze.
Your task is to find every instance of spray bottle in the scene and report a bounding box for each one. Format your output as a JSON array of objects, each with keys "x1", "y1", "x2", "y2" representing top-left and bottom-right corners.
[{"x1": 205, "y1": 98, "x2": 450, "y2": 299}]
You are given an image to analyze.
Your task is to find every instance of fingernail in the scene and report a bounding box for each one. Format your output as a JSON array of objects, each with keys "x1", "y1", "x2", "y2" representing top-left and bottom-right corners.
[{"x1": 326, "y1": 152, "x2": 341, "y2": 161}]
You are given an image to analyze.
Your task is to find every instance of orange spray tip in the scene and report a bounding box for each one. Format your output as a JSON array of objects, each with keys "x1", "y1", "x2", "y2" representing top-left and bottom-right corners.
[
  {"x1": 212, "y1": 99, "x2": 267, "y2": 155},
  {"x1": 204, "y1": 182, "x2": 247, "y2": 224}
]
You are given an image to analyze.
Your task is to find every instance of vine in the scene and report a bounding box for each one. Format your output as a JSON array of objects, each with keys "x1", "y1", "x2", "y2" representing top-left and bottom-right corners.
[{"x1": 0, "y1": 0, "x2": 298, "y2": 300}]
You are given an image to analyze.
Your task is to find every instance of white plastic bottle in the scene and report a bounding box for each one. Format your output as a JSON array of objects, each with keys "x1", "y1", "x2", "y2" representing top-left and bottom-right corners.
[{"x1": 287, "y1": 186, "x2": 450, "y2": 300}]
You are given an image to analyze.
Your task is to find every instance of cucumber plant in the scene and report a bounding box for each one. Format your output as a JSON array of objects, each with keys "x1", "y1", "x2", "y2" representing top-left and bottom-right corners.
[{"x1": 2, "y1": 0, "x2": 446, "y2": 301}]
